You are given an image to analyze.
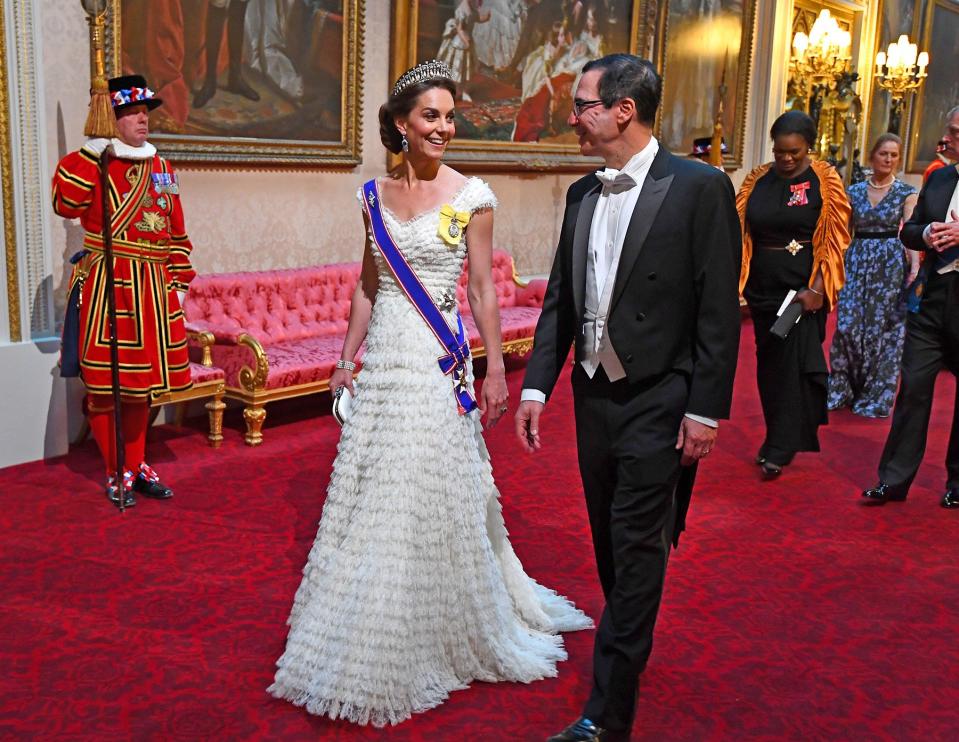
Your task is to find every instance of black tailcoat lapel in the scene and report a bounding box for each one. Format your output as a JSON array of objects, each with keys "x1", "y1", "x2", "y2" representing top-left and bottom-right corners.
[
  {"x1": 572, "y1": 182, "x2": 602, "y2": 320},
  {"x1": 610, "y1": 148, "x2": 675, "y2": 313}
]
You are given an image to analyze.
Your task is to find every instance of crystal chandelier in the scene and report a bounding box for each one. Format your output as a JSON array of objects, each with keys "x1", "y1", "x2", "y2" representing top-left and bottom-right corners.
[
  {"x1": 791, "y1": 9, "x2": 852, "y2": 83},
  {"x1": 874, "y1": 34, "x2": 929, "y2": 134}
]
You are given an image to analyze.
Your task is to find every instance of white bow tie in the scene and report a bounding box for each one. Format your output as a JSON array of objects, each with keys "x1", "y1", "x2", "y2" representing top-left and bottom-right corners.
[{"x1": 595, "y1": 168, "x2": 636, "y2": 192}]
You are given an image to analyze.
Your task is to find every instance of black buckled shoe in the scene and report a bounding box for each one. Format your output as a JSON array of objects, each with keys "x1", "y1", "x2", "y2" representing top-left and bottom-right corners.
[
  {"x1": 941, "y1": 489, "x2": 959, "y2": 509},
  {"x1": 547, "y1": 717, "x2": 628, "y2": 742},
  {"x1": 862, "y1": 482, "x2": 907, "y2": 505},
  {"x1": 133, "y1": 463, "x2": 174, "y2": 500},
  {"x1": 106, "y1": 471, "x2": 136, "y2": 509}
]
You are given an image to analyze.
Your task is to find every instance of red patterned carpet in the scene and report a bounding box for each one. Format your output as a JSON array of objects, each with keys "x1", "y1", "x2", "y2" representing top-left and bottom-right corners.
[{"x1": 2, "y1": 320, "x2": 958, "y2": 741}]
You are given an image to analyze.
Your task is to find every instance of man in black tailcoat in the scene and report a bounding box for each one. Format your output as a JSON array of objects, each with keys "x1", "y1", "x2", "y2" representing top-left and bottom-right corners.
[
  {"x1": 514, "y1": 54, "x2": 742, "y2": 741},
  {"x1": 864, "y1": 104, "x2": 959, "y2": 509}
]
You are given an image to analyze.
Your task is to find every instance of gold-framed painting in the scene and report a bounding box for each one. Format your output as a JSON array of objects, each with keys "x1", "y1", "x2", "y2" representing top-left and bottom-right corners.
[
  {"x1": 907, "y1": 0, "x2": 959, "y2": 174},
  {"x1": 391, "y1": 0, "x2": 644, "y2": 171},
  {"x1": 106, "y1": 0, "x2": 364, "y2": 167},
  {"x1": 646, "y1": 0, "x2": 756, "y2": 169}
]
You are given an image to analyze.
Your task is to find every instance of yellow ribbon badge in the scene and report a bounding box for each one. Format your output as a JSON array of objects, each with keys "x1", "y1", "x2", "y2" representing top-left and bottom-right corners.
[{"x1": 438, "y1": 204, "x2": 471, "y2": 247}]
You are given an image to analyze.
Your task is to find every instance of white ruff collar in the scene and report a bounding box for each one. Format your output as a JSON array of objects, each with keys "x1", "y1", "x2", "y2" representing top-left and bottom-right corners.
[{"x1": 111, "y1": 139, "x2": 156, "y2": 161}]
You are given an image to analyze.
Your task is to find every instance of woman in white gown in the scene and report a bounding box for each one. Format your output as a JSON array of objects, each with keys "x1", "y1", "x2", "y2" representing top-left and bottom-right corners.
[{"x1": 268, "y1": 59, "x2": 592, "y2": 728}]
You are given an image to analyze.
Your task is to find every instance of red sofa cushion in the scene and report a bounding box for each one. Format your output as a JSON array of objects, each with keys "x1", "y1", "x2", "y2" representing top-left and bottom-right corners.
[
  {"x1": 455, "y1": 251, "x2": 520, "y2": 312},
  {"x1": 460, "y1": 306, "x2": 542, "y2": 349},
  {"x1": 189, "y1": 361, "x2": 224, "y2": 385},
  {"x1": 185, "y1": 252, "x2": 544, "y2": 393},
  {"x1": 210, "y1": 335, "x2": 352, "y2": 391},
  {"x1": 184, "y1": 264, "x2": 360, "y2": 345}
]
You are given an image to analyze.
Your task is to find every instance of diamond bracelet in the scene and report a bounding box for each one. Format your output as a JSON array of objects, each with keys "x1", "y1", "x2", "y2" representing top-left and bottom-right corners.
[{"x1": 336, "y1": 359, "x2": 356, "y2": 371}]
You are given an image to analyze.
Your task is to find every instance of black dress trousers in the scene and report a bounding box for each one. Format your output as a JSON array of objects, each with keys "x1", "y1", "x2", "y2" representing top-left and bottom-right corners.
[
  {"x1": 572, "y1": 365, "x2": 686, "y2": 732},
  {"x1": 879, "y1": 270, "x2": 959, "y2": 494}
]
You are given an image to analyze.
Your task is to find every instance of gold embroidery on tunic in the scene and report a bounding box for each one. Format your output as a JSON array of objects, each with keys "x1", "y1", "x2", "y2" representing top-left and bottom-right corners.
[{"x1": 135, "y1": 211, "x2": 167, "y2": 233}]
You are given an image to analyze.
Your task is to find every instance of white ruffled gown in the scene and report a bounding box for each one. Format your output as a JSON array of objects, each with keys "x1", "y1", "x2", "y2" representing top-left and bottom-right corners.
[{"x1": 268, "y1": 177, "x2": 592, "y2": 726}]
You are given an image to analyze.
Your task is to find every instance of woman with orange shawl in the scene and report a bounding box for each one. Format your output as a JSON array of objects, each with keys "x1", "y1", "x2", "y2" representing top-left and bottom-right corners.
[{"x1": 737, "y1": 111, "x2": 851, "y2": 478}]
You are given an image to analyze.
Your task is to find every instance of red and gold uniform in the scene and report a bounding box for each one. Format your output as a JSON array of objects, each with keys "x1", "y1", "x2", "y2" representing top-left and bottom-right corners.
[
  {"x1": 53, "y1": 146, "x2": 195, "y2": 398},
  {"x1": 57, "y1": 72, "x2": 192, "y2": 505}
]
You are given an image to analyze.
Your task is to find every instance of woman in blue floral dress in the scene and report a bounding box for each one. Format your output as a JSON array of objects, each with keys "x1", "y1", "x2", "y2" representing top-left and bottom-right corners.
[{"x1": 828, "y1": 134, "x2": 919, "y2": 417}]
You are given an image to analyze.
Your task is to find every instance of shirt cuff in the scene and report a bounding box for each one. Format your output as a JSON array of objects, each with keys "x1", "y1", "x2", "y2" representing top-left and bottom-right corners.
[
  {"x1": 521, "y1": 388, "x2": 547, "y2": 405},
  {"x1": 685, "y1": 413, "x2": 718, "y2": 428},
  {"x1": 923, "y1": 223, "x2": 935, "y2": 247}
]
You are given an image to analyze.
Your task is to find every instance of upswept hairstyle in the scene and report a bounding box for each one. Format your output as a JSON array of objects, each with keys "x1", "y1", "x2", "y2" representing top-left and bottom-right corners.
[
  {"x1": 378, "y1": 78, "x2": 457, "y2": 154},
  {"x1": 581, "y1": 54, "x2": 662, "y2": 126},
  {"x1": 769, "y1": 111, "x2": 817, "y2": 149},
  {"x1": 869, "y1": 132, "x2": 902, "y2": 159}
]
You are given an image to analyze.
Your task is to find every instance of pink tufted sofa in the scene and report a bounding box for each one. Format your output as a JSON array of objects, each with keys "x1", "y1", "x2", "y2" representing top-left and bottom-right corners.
[{"x1": 183, "y1": 250, "x2": 546, "y2": 445}]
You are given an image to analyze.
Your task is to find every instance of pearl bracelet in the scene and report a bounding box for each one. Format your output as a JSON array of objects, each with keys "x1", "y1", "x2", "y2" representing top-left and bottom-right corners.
[{"x1": 336, "y1": 359, "x2": 356, "y2": 371}]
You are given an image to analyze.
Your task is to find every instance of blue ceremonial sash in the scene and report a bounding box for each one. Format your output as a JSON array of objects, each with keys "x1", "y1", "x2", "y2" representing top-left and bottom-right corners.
[{"x1": 362, "y1": 179, "x2": 477, "y2": 414}]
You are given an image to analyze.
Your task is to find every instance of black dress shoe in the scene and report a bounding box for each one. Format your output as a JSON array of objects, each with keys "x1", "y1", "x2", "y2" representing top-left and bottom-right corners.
[
  {"x1": 134, "y1": 473, "x2": 173, "y2": 499},
  {"x1": 107, "y1": 489, "x2": 136, "y2": 508},
  {"x1": 105, "y1": 473, "x2": 135, "y2": 509},
  {"x1": 862, "y1": 482, "x2": 906, "y2": 505},
  {"x1": 942, "y1": 489, "x2": 959, "y2": 509},
  {"x1": 760, "y1": 460, "x2": 782, "y2": 479},
  {"x1": 547, "y1": 717, "x2": 628, "y2": 742}
]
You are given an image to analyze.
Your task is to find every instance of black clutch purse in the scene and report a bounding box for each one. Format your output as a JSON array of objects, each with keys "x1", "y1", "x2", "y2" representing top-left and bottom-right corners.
[{"x1": 770, "y1": 290, "x2": 803, "y2": 340}]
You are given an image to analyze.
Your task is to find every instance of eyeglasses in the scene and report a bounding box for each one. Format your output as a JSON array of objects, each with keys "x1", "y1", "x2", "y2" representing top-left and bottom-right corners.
[{"x1": 572, "y1": 98, "x2": 605, "y2": 117}]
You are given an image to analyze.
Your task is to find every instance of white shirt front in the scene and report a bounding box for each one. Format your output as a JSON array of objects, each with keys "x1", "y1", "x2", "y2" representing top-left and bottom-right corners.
[
  {"x1": 520, "y1": 138, "x2": 717, "y2": 427},
  {"x1": 588, "y1": 138, "x2": 659, "y2": 303}
]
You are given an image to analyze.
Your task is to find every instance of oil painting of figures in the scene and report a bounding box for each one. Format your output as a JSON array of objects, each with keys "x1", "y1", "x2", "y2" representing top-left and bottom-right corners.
[
  {"x1": 415, "y1": 0, "x2": 635, "y2": 145},
  {"x1": 115, "y1": 0, "x2": 361, "y2": 164}
]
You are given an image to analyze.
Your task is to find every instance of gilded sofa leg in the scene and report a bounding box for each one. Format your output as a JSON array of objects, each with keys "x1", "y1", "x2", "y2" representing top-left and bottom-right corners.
[
  {"x1": 173, "y1": 402, "x2": 188, "y2": 428},
  {"x1": 243, "y1": 404, "x2": 266, "y2": 446},
  {"x1": 206, "y1": 394, "x2": 226, "y2": 448}
]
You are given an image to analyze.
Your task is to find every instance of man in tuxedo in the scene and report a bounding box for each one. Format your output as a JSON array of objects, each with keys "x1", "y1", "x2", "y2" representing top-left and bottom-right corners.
[
  {"x1": 864, "y1": 104, "x2": 959, "y2": 509},
  {"x1": 514, "y1": 54, "x2": 742, "y2": 741}
]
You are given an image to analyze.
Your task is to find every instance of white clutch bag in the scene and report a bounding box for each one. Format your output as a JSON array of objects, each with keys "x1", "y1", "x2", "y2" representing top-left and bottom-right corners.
[{"x1": 332, "y1": 382, "x2": 356, "y2": 426}]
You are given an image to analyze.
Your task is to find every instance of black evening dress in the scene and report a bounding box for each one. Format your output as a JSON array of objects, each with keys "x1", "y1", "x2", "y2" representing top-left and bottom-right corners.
[{"x1": 743, "y1": 166, "x2": 828, "y2": 467}]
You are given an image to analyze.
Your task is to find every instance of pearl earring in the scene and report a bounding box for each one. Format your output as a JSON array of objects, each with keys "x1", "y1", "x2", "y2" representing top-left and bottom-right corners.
[{"x1": 401, "y1": 135, "x2": 409, "y2": 153}]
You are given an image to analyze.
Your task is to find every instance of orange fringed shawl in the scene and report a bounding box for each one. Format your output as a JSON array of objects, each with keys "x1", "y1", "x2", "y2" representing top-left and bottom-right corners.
[{"x1": 736, "y1": 159, "x2": 852, "y2": 309}]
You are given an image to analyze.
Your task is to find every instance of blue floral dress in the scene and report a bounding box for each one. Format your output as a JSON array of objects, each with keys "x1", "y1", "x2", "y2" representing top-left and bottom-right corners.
[{"x1": 827, "y1": 179, "x2": 917, "y2": 417}]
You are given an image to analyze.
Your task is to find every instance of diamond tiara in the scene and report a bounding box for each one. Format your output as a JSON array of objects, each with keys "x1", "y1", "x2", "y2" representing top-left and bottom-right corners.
[{"x1": 391, "y1": 59, "x2": 455, "y2": 97}]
